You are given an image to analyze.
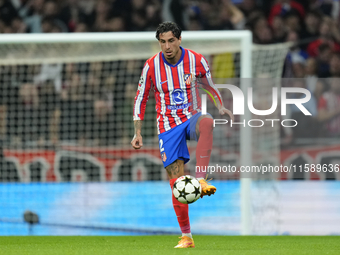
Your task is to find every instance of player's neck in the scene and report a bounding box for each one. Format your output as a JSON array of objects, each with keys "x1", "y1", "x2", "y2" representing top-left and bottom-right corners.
[{"x1": 165, "y1": 47, "x2": 182, "y2": 65}]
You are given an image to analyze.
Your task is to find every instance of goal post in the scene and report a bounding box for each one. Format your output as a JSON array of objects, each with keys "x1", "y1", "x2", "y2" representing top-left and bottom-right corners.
[{"x1": 0, "y1": 31, "x2": 289, "y2": 235}]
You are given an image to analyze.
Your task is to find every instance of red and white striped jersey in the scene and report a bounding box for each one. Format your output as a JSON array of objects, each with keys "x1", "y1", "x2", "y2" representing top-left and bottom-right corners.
[{"x1": 133, "y1": 46, "x2": 220, "y2": 134}]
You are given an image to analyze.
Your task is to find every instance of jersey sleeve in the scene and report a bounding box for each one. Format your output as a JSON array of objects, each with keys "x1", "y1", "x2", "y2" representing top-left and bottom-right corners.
[
  {"x1": 133, "y1": 61, "x2": 152, "y2": 121},
  {"x1": 199, "y1": 56, "x2": 223, "y2": 106}
]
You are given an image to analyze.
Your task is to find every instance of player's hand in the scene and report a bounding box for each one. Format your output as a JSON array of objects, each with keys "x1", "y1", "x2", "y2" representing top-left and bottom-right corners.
[
  {"x1": 131, "y1": 134, "x2": 143, "y2": 149},
  {"x1": 219, "y1": 107, "x2": 234, "y2": 121}
]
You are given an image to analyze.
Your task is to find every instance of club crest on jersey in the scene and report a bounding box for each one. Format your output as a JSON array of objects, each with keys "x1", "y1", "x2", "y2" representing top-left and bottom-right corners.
[
  {"x1": 184, "y1": 73, "x2": 193, "y2": 85},
  {"x1": 161, "y1": 152, "x2": 167, "y2": 162}
]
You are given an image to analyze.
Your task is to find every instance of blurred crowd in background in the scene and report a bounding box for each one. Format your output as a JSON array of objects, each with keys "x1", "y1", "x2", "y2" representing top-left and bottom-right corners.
[
  {"x1": 0, "y1": 0, "x2": 339, "y2": 148},
  {"x1": 0, "y1": 60, "x2": 148, "y2": 147}
]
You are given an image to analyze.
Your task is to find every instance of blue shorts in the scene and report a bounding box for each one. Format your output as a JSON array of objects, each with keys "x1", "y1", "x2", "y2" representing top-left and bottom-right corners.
[{"x1": 158, "y1": 112, "x2": 211, "y2": 168}]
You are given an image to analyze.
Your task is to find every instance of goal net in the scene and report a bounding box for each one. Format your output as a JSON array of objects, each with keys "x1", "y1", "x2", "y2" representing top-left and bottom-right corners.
[{"x1": 0, "y1": 32, "x2": 289, "y2": 235}]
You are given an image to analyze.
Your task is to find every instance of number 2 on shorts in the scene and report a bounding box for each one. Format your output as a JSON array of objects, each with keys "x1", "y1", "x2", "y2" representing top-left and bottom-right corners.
[{"x1": 159, "y1": 139, "x2": 164, "y2": 152}]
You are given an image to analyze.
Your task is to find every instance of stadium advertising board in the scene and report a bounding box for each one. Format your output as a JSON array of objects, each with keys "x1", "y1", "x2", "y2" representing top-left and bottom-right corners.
[{"x1": 2, "y1": 145, "x2": 340, "y2": 182}]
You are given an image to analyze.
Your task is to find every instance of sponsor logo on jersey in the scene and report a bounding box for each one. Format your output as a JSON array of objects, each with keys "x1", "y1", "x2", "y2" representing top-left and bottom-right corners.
[
  {"x1": 167, "y1": 103, "x2": 191, "y2": 110},
  {"x1": 172, "y1": 89, "x2": 185, "y2": 104}
]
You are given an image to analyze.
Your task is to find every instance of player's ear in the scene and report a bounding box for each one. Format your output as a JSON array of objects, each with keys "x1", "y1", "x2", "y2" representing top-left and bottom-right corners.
[{"x1": 178, "y1": 36, "x2": 182, "y2": 44}]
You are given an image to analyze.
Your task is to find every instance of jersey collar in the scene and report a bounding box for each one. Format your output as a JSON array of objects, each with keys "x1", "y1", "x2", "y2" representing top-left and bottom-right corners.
[{"x1": 162, "y1": 46, "x2": 185, "y2": 67}]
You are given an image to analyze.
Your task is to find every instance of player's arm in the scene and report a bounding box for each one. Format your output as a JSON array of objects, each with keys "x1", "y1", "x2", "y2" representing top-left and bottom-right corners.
[
  {"x1": 200, "y1": 56, "x2": 234, "y2": 121},
  {"x1": 131, "y1": 62, "x2": 152, "y2": 149},
  {"x1": 131, "y1": 120, "x2": 143, "y2": 149},
  {"x1": 215, "y1": 96, "x2": 234, "y2": 121}
]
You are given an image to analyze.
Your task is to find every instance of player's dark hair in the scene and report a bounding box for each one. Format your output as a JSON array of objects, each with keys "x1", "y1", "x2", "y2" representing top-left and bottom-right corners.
[{"x1": 156, "y1": 21, "x2": 181, "y2": 40}]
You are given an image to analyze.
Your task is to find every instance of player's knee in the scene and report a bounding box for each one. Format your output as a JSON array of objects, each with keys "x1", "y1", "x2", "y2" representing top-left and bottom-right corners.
[{"x1": 199, "y1": 118, "x2": 214, "y2": 134}]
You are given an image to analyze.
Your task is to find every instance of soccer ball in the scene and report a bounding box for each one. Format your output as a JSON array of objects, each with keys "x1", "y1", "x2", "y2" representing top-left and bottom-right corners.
[{"x1": 172, "y1": 175, "x2": 202, "y2": 204}]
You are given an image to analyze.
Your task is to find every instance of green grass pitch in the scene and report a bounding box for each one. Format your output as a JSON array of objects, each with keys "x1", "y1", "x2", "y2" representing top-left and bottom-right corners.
[{"x1": 0, "y1": 236, "x2": 339, "y2": 255}]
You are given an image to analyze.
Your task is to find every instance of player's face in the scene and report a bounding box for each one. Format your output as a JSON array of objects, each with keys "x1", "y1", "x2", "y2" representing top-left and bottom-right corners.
[{"x1": 158, "y1": 31, "x2": 182, "y2": 63}]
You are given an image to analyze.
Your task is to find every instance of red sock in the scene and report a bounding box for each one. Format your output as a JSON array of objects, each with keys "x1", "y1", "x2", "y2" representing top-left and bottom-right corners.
[
  {"x1": 170, "y1": 178, "x2": 190, "y2": 233},
  {"x1": 196, "y1": 118, "x2": 214, "y2": 179}
]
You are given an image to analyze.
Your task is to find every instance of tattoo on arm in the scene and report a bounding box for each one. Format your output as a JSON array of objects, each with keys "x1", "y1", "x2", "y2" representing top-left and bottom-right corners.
[
  {"x1": 166, "y1": 161, "x2": 180, "y2": 177},
  {"x1": 134, "y1": 120, "x2": 142, "y2": 135}
]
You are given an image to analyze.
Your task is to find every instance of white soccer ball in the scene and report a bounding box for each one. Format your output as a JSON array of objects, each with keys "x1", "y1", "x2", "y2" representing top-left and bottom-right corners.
[{"x1": 172, "y1": 175, "x2": 202, "y2": 204}]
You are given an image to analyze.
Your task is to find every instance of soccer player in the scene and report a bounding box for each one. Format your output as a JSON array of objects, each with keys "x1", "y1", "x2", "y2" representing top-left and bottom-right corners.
[{"x1": 131, "y1": 21, "x2": 233, "y2": 248}]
